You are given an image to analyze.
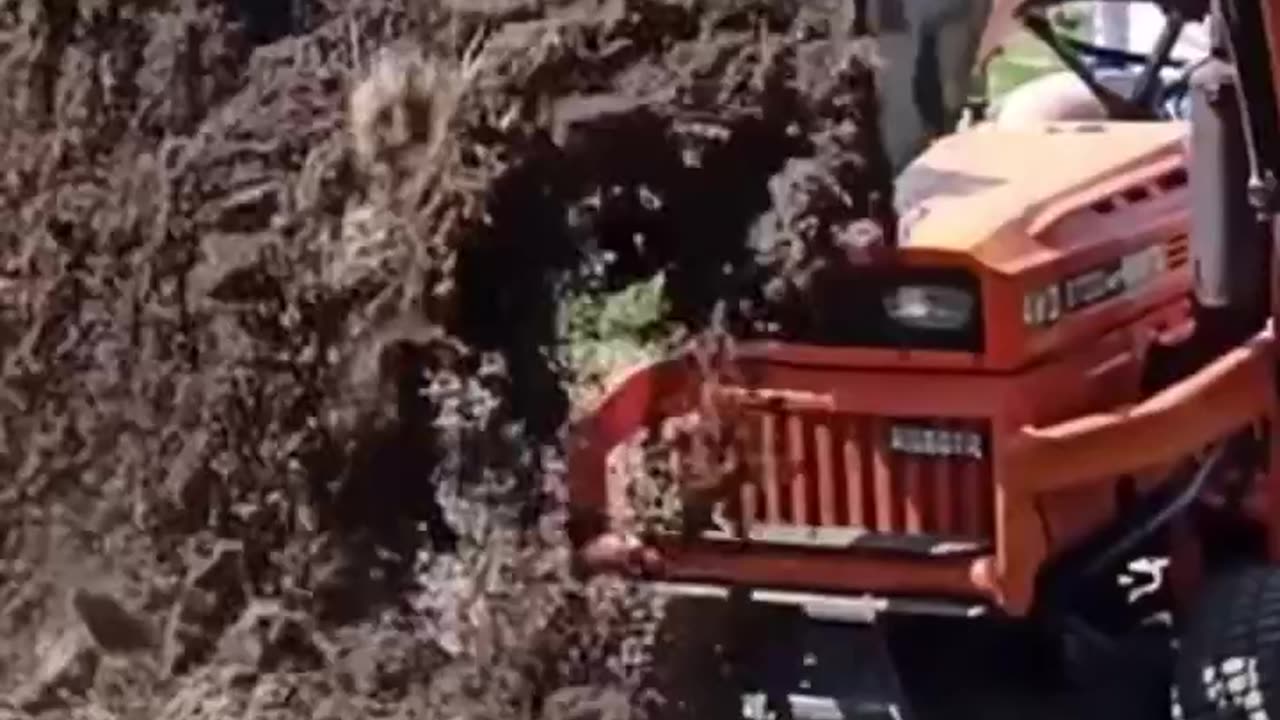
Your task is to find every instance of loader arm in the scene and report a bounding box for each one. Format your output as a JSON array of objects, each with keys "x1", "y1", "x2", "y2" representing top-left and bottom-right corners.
[{"x1": 1226, "y1": 0, "x2": 1280, "y2": 557}]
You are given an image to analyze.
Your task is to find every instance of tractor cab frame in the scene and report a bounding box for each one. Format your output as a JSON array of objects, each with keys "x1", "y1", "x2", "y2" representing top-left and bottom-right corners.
[{"x1": 993, "y1": 0, "x2": 1204, "y2": 119}]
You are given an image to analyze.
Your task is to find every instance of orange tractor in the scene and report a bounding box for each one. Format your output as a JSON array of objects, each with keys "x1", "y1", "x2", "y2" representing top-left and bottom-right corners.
[{"x1": 566, "y1": 0, "x2": 1280, "y2": 718}]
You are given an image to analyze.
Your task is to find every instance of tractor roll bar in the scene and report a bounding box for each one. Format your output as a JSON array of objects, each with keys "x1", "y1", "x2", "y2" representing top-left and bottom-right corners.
[{"x1": 1007, "y1": 327, "x2": 1271, "y2": 494}]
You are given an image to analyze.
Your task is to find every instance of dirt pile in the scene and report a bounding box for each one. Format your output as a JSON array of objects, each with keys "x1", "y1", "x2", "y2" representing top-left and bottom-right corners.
[{"x1": 0, "y1": 1, "x2": 891, "y2": 718}]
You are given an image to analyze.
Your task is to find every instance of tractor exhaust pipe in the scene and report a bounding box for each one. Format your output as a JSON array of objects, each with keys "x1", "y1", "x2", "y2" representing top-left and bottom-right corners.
[{"x1": 1189, "y1": 18, "x2": 1268, "y2": 319}]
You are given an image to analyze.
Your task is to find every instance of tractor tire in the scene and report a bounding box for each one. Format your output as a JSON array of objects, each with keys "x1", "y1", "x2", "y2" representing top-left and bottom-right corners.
[{"x1": 1172, "y1": 565, "x2": 1280, "y2": 720}]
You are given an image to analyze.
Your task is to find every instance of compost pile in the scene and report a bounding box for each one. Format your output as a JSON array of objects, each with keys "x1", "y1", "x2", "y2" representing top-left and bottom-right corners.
[{"x1": 0, "y1": 0, "x2": 891, "y2": 717}]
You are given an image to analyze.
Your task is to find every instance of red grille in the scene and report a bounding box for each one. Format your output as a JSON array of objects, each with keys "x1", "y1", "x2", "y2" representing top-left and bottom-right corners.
[{"x1": 695, "y1": 408, "x2": 996, "y2": 546}]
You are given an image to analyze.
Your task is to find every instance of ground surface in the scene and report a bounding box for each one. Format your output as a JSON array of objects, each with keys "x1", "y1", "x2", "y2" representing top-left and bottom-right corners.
[{"x1": 651, "y1": 600, "x2": 1173, "y2": 720}]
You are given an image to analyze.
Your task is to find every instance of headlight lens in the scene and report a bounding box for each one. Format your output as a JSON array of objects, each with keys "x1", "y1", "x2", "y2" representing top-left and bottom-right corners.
[{"x1": 882, "y1": 285, "x2": 975, "y2": 331}]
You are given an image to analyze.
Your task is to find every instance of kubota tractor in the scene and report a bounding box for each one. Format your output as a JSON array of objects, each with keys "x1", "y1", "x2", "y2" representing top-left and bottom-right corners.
[{"x1": 566, "y1": 0, "x2": 1280, "y2": 718}]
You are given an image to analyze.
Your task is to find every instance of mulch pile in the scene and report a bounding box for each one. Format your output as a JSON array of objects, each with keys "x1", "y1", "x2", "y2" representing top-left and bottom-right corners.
[{"x1": 0, "y1": 1, "x2": 892, "y2": 717}]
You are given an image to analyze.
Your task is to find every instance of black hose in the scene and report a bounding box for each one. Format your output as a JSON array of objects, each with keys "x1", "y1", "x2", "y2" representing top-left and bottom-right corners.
[{"x1": 1080, "y1": 441, "x2": 1229, "y2": 579}]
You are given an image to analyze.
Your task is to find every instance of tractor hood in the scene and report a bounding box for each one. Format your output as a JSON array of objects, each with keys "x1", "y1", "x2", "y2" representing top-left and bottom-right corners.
[{"x1": 892, "y1": 120, "x2": 1189, "y2": 274}]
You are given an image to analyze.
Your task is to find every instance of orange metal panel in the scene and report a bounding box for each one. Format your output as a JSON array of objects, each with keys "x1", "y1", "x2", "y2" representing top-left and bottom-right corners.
[
  {"x1": 788, "y1": 414, "x2": 809, "y2": 525},
  {"x1": 957, "y1": 459, "x2": 979, "y2": 539},
  {"x1": 934, "y1": 451, "x2": 955, "y2": 536},
  {"x1": 1009, "y1": 330, "x2": 1273, "y2": 493},
  {"x1": 651, "y1": 538, "x2": 999, "y2": 604},
  {"x1": 872, "y1": 420, "x2": 896, "y2": 532},
  {"x1": 902, "y1": 456, "x2": 926, "y2": 534},
  {"x1": 1263, "y1": 0, "x2": 1280, "y2": 126},
  {"x1": 842, "y1": 420, "x2": 864, "y2": 527},
  {"x1": 815, "y1": 421, "x2": 837, "y2": 526},
  {"x1": 762, "y1": 412, "x2": 781, "y2": 524}
]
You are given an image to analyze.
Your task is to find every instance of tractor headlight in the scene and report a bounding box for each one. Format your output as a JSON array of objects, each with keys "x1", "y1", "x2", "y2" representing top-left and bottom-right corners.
[{"x1": 882, "y1": 285, "x2": 976, "y2": 331}]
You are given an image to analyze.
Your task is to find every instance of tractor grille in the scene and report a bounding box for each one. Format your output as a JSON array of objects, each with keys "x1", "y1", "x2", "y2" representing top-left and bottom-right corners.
[{"x1": 684, "y1": 407, "x2": 996, "y2": 553}]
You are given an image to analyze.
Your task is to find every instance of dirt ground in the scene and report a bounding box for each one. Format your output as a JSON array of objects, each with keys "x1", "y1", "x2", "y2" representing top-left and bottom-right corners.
[
  {"x1": 0, "y1": 1, "x2": 899, "y2": 718},
  {"x1": 645, "y1": 595, "x2": 1173, "y2": 720}
]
